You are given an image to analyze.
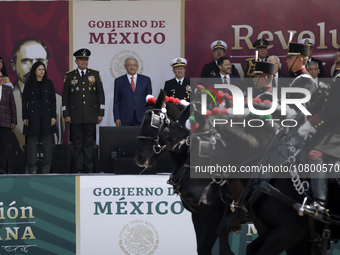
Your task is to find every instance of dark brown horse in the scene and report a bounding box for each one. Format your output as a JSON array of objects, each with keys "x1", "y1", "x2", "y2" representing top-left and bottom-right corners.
[
  {"x1": 135, "y1": 91, "x2": 227, "y2": 255},
  {"x1": 174, "y1": 110, "x2": 340, "y2": 255}
]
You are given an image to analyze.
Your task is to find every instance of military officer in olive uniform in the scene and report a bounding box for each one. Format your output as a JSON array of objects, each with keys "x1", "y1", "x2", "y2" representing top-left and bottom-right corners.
[
  {"x1": 244, "y1": 38, "x2": 270, "y2": 79},
  {"x1": 164, "y1": 58, "x2": 190, "y2": 101},
  {"x1": 62, "y1": 48, "x2": 105, "y2": 173}
]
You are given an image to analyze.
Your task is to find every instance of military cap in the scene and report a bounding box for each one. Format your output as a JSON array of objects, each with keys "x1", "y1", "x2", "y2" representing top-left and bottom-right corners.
[
  {"x1": 170, "y1": 58, "x2": 187, "y2": 68},
  {"x1": 73, "y1": 48, "x2": 91, "y2": 58},
  {"x1": 298, "y1": 38, "x2": 315, "y2": 46},
  {"x1": 252, "y1": 61, "x2": 275, "y2": 76},
  {"x1": 210, "y1": 40, "x2": 227, "y2": 51},
  {"x1": 253, "y1": 38, "x2": 269, "y2": 48},
  {"x1": 286, "y1": 42, "x2": 310, "y2": 57}
]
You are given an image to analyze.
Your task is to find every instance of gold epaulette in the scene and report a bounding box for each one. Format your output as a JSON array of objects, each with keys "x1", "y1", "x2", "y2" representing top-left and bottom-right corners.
[
  {"x1": 66, "y1": 70, "x2": 75, "y2": 74},
  {"x1": 89, "y1": 68, "x2": 99, "y2": 72},
  {"x1": 246, "y1": 58, "x2": 255, "y2": 61}
]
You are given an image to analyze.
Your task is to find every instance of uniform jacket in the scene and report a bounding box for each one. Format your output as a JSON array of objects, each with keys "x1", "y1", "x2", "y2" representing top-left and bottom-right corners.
[
  {"x1": 113, "y1": 73, "x2": 152, "y2": 124},
  {"x1": 201, "y1": 61, "x2": 220, "y2": 78},
  {"x1": 22, "y1": 79, "x2": 57, "y2": 136},
  {"x1": 244, "y1": 57, "x2": 269, "y2": 78},
  {"x1": 62, "y1": 69, "x2": 105, "y2": 124},
  {"x1": 0, "y1": 85, "x2": 17, "y2": 128},
  {"x1": 288, "y1": 69, "x2": 317, "y2": 108},
  {"x1": 164, "y1": 78, "x2": 190, "y2": 101},
  {"x1": 308, "y1": 73, "x2": 340, "y2": 158}
]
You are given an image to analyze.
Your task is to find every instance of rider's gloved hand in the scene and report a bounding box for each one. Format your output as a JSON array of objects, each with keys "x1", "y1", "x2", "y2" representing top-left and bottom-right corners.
[{"x1": 298, "y1": 121, "x2": 316, "y2": 136}]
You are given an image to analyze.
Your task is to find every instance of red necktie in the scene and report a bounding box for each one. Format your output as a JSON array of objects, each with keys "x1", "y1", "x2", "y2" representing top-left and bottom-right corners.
[
  {"x1": 223, "y1": 76, "x2": 228, "y2": 84},
  {"x1": 131, "y1": 77, "x2": 135, "y2": 93}
]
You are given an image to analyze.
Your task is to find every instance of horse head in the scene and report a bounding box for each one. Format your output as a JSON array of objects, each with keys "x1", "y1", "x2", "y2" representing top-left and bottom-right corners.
[{"x1": 134, "y1": 90, "x2": 186, "y2": 168}]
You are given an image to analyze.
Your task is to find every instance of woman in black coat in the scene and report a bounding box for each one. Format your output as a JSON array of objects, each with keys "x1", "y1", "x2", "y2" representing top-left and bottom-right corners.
[{"x1": 22, "y1": 61, "x2": 57, "y2": 174}]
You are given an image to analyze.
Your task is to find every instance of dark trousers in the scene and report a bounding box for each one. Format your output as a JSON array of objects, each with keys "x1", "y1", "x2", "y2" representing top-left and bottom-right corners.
[
  {"x1": 0, "y1": 126, "x2": 10, "y2": 171},
  {"x1": 122, "y1": 111, "x2": 141, "y2": 126},
  {"x1": 71, "y1": 123, "x2": 95, "y2": 172},
  {"x1": 26, "y1": 134, "x2": 52, "y2": 174}
]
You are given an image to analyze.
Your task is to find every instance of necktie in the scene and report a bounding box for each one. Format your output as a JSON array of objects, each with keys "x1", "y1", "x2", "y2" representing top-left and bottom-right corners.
[
  {"x1": 81, "y1": 71, "x2": 85, "y2": 80},
  {"x1": 178, "y1": 80, "x2": 181, "y2": 85},
  {"x1": 223, "y1": 76, "x2": 228, "y2": 84},
  {"x1": 272, "y1": 76, "x2": 277, "y2": 87},
  {"x1": 131, "y1": 77, "x2": 135, "y2": 93}
]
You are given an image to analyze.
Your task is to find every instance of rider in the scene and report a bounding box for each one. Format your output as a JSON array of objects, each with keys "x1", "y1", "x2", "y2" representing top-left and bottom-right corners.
[
  {"x1": 252, "y1": 61, "x2": 276, "y2": 101},
  {"x1": 286, "y1": 42, "x2": 318, "y2": 109},
  {"x1": 297, "y1": 66, "x2": 340, "y2": 217}
]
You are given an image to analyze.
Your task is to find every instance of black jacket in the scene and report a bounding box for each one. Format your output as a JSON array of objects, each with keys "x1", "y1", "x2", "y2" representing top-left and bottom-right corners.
[
  {"x1": 22, "y1": 79, "x2": 57, "y2": 136},
  {"x1": 164, "y1": 78, "x2": 190, "y2": 101}
]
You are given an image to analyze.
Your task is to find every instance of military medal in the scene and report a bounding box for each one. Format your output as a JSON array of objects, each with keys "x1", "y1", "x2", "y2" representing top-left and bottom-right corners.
[
  {"x1": 71, "y1": 79, "x2": 78, "y2": 85},
  {"x1": 186, "y1": 85, "x2": 191, "y2": 91},
  {"x1": 88, "y1": 76, "x2": 95, "y2": 82},
  {"x1": 76, "y1": 87, "x2": 79, "y2": 91}
]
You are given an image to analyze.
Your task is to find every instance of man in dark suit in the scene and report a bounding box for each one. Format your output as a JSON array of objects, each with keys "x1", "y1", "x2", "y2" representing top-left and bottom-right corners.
[
  {"x1": 164, "y1": 58, "x2": 190, "y2": 101},
  {"x1": 113, "y1": 56, "x2": 152, "y2": 126},
  {"x1": 214, "y1": 56, "x2": 242, "y2": 93},
  {"x1": 201, "y1": 40, "x2": 228, "y2": 78},
  {"x1": 62, "y1": 48, "x2": 105, "y2": 173},
  {"x1": 0, "y1": 79, "x2": 17, "y2": 173},
  {"x1": 298, "y1": 38, "x2": 325, "y2": 78}
]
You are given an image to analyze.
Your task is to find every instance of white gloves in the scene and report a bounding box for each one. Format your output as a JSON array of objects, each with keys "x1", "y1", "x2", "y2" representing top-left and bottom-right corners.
[{"x1": 298, "y1": 121, "x2": 317, "y2": 136}]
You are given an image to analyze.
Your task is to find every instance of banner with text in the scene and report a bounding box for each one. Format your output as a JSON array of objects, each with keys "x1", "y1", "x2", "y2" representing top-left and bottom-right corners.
[
  {"x1": 79, "y1": 175, "x2": 196, "y2": 255},
  {"x1": 72, "y1": 1, "x2": 182, "y2": 127}
]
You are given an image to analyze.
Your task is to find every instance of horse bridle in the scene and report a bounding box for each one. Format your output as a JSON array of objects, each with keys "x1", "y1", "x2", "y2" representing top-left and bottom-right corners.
[{"x1": 137, "y1": 103, "x2": 171, "y2": 154}]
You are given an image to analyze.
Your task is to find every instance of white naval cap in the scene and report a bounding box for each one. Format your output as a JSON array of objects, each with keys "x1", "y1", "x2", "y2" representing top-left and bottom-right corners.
[
  {"x1": 170, "y1": 58, "x2": 187, "y2": 68},
  {"x1": 298, "y1": 38, "x2": 315, "y2": 46},
  {"x1": 210, "y1": 40, "x2": 227, "y2": 51}
]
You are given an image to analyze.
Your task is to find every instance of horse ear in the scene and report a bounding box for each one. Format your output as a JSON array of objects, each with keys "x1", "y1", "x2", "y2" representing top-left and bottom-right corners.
[{"x1": 154, "y1": 89, "x2": 166, "y2": 108}]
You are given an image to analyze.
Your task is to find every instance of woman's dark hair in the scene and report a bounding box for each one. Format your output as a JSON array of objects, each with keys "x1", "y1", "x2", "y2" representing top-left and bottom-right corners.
[
  {"x1": 27, "y1": 61, "x2": 48, "y2": 85},
  {"x1": 0, "y1": 56, "x2": 8, "y2": 77}
]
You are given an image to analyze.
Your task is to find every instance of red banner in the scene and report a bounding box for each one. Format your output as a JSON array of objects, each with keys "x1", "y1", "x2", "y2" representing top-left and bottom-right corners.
[
  {"x1": 0, "y1": 1, "x2": 69, "y2": 94},
  {"x1": 185, "y1": 0, "x2": 340, "y2": 78}
]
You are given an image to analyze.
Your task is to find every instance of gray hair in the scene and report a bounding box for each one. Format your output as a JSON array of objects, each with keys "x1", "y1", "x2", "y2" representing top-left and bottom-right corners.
[
  {"x1": 267, "y1": 55, "x2": 280, "y2": 65},
  {"x1": 307, "y1": 61, "x2": 319, "y2": 68},
  {"x1": 125, "y1": 56, "x2": 138, "y2": 65}
]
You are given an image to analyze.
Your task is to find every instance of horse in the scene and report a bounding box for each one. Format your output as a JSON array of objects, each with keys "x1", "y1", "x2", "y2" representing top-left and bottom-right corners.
[
  {"x1": 176, "y1": 109, "x2": 340, "y2": 254},
  {"x1": 135, "y1": 90, "x2": 228, "y2": 255}
]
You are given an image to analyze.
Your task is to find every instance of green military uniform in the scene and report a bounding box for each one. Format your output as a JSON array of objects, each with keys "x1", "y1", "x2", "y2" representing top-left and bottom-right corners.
[
  {"x1": 62, "y1": 48, "x2": 105, "y2": 172},
  {"x1": 62, "y1": 68, "x2": 105, "y2": 123},
  {"x1": 244, "y1": 39, "x2": 270, "y2": 94}
]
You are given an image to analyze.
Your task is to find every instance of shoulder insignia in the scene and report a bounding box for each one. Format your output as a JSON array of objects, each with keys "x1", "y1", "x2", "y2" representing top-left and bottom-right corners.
[
  {"x1": 66, "y1": 69, "x2": 76, "y2": 74},
  {"x1": 89, "y1": 68, "x2": 99, "y2": 72},
  {"x1": 246, "y1": 58, "x2": 255, "y2": 61},
  {"x1": 300, "y1": 74, "x2": 312, "y2": 79}
]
